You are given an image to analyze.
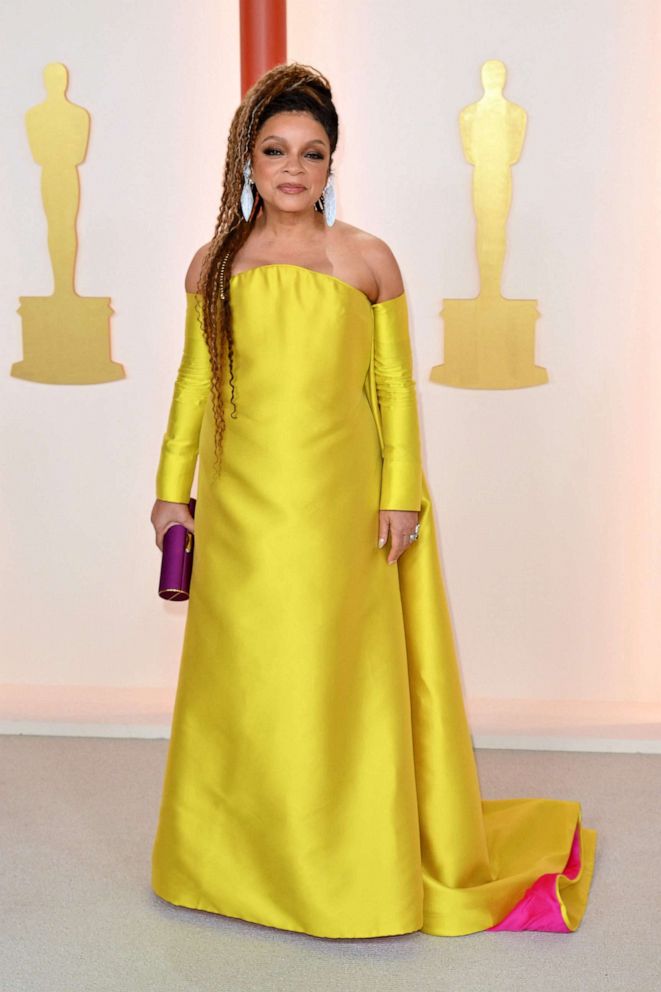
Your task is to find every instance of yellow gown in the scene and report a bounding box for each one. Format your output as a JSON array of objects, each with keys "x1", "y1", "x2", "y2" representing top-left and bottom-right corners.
[{"x1": 151, "y1": 263, "x2": 597, "y2": 938}]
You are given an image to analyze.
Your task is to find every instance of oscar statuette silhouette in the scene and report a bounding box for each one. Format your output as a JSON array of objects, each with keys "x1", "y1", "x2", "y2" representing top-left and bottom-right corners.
[
  {"x1": 11, "y1": 62, "x2": 124, "y2": 384},
  {"x1": 431, "y1": 60, "x2": 548, "y2": 389}
]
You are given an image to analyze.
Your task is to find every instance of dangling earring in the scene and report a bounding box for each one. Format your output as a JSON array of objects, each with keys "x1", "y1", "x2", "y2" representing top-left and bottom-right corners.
[
  {"x1": 240, "y1": 160, "x2": 255, "y2": 222},
  {"x1": 321, "y1": 171, "x2": 336, "y2": 227}
]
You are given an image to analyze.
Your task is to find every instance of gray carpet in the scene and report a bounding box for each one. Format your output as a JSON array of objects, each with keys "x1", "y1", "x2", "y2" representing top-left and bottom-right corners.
[{"x1": 2, "y1": 736, "x2": 658, "y2": 992}]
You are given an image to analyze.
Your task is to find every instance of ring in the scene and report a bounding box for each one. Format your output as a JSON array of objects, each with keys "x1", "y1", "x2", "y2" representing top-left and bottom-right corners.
[{"x1": 408, "y1": 523, "x2": 420, "y2": 543}]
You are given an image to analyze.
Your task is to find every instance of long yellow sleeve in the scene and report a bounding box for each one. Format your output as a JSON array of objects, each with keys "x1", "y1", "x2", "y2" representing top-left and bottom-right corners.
[
  {"x1": 372, "y1": 292, "x2": 423, "y2": 511},
  {"x1": 155, "y1": 293, "x2": 212, "y2": 503}
]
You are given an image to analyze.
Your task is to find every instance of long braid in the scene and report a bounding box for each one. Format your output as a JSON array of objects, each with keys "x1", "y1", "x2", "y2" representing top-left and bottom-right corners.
[{"x1": 194, "y1": 63, "x2": 339, "y2": 481}]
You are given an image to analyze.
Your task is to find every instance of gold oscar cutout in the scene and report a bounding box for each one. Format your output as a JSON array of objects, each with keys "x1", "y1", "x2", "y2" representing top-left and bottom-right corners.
[
  {"x1": 430, "y1": 60, "x2": 548, "y2": 389},
  {"x1": 11, "y1": 63, "x2": 124, "y2": 384}
]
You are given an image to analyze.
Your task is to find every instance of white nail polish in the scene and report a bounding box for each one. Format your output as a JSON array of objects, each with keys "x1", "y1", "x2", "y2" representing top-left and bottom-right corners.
[{"x1": 377, "y1": 537, "x2": 386, "y2": 548}]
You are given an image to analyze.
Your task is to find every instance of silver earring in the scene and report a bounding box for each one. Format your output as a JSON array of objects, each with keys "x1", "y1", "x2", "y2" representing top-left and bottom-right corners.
[
  {"x1": 322, "y1": 172, "x2": 336, "y2": 227},
  {"x1": 240, "y1": 160, "x2": 255, "y2": 221}
]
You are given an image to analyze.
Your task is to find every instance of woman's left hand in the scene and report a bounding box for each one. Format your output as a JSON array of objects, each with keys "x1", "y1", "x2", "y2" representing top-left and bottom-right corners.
[{"x1": 378, "y1": 509, "x2": 420, "y2": 565}]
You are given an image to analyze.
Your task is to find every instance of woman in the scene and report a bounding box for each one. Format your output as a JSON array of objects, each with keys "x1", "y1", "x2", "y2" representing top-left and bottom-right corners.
[{"x1": 150, "y1": 62, "x2": 596, "y2": 939}]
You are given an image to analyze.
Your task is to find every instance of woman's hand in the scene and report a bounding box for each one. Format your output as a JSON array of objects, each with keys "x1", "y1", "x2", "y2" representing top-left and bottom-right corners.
[
  {"x1": 378, "y1": 509, "x2": 420, "y2": 565},
  {"x1": 151, "y1": 499, "x2": 195, "y2": 552}
]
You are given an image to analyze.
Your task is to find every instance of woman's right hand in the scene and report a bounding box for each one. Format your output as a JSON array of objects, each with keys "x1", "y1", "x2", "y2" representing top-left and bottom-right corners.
[{"x1": 151, "y1": 499, "x2": 195, "y2": 552}]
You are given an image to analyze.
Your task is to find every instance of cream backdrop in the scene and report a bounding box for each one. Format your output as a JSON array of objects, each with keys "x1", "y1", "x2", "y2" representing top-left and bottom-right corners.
[{"x1": 1, "y1": 0, "x2": 659, "y2": 743}]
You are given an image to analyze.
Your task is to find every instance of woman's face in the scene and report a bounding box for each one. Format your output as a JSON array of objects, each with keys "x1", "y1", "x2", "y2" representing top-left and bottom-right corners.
[{"x1": 251, "y1": 111, "x2": 331, "y2": 216}]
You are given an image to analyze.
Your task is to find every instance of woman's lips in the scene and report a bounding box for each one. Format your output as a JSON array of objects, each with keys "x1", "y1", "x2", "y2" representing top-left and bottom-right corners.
[{"x1": 278, "y1": 184, "x2": 306, "y2": 193}]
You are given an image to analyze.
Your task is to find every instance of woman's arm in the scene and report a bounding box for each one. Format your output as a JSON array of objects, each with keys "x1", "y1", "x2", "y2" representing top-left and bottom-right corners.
[
  {"x1": 151, "y1": 250, "x2": 212, "y2": 550},
  {"x1": 154, "y1": 290, "x2": 212, "y2": 504},
  {"x1": 367, "y1": 239, "x2": 423, "y2": 513}
]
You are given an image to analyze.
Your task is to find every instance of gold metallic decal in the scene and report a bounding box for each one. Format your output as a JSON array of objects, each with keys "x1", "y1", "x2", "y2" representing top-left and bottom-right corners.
[
  {"x1": 431, "y1": 60, "x2": 548, "y2": 389},
  {"x1": 11, "y1": 63, "x2": 124, "y2": 385}
]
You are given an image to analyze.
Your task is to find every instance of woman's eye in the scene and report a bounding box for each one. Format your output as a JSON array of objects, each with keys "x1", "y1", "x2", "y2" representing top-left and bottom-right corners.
[{"x1": 263, "y1": 148, "x2": 324, "y2": 160}]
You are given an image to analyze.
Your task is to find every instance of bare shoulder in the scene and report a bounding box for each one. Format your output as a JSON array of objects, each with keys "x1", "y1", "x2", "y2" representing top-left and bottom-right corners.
[
  {"x1": 184, "y1": 240, "x2": 213, "y2": 294},
  {"x1": 339, "y1": 222, "x2": 405, "y2": 303}
]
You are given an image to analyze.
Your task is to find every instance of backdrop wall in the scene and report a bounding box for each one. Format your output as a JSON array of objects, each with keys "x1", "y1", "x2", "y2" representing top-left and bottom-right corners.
[{"x1": 1, "y1": 0, "x2": 659, "y2": 744}]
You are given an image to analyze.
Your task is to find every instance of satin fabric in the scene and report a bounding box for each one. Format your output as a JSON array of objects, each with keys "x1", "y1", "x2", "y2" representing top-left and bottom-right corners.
[{"x1": 151, "y1": 264, "x2": 597, "y2": 938}]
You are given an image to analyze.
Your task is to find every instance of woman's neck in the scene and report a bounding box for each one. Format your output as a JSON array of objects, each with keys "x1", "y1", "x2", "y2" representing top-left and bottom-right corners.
[{"x1": 251, "y1": 205, "x2": 327, "y2": 246}]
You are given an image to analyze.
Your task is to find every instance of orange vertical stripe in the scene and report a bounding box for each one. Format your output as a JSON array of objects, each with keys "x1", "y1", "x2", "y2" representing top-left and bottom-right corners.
[{"x1": 239, "y1": 0, "x2": 287, "y2": 96}]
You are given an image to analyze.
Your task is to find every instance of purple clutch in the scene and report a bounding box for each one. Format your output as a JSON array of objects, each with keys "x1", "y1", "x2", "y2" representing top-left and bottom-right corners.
[{"x1": 158, "y1": 497, "x2": 196, "y2": 601}]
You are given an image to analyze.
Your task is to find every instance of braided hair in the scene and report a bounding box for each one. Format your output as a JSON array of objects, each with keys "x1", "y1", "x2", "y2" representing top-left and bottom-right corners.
[{"x1": 195, "y1": 62, "x2": 339, "y2": 479}]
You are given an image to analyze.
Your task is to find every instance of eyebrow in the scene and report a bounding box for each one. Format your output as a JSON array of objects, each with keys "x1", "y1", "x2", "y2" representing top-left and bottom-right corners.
[{"x1": 259, "y1": 135, "x2": 327, "y2": 146}]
